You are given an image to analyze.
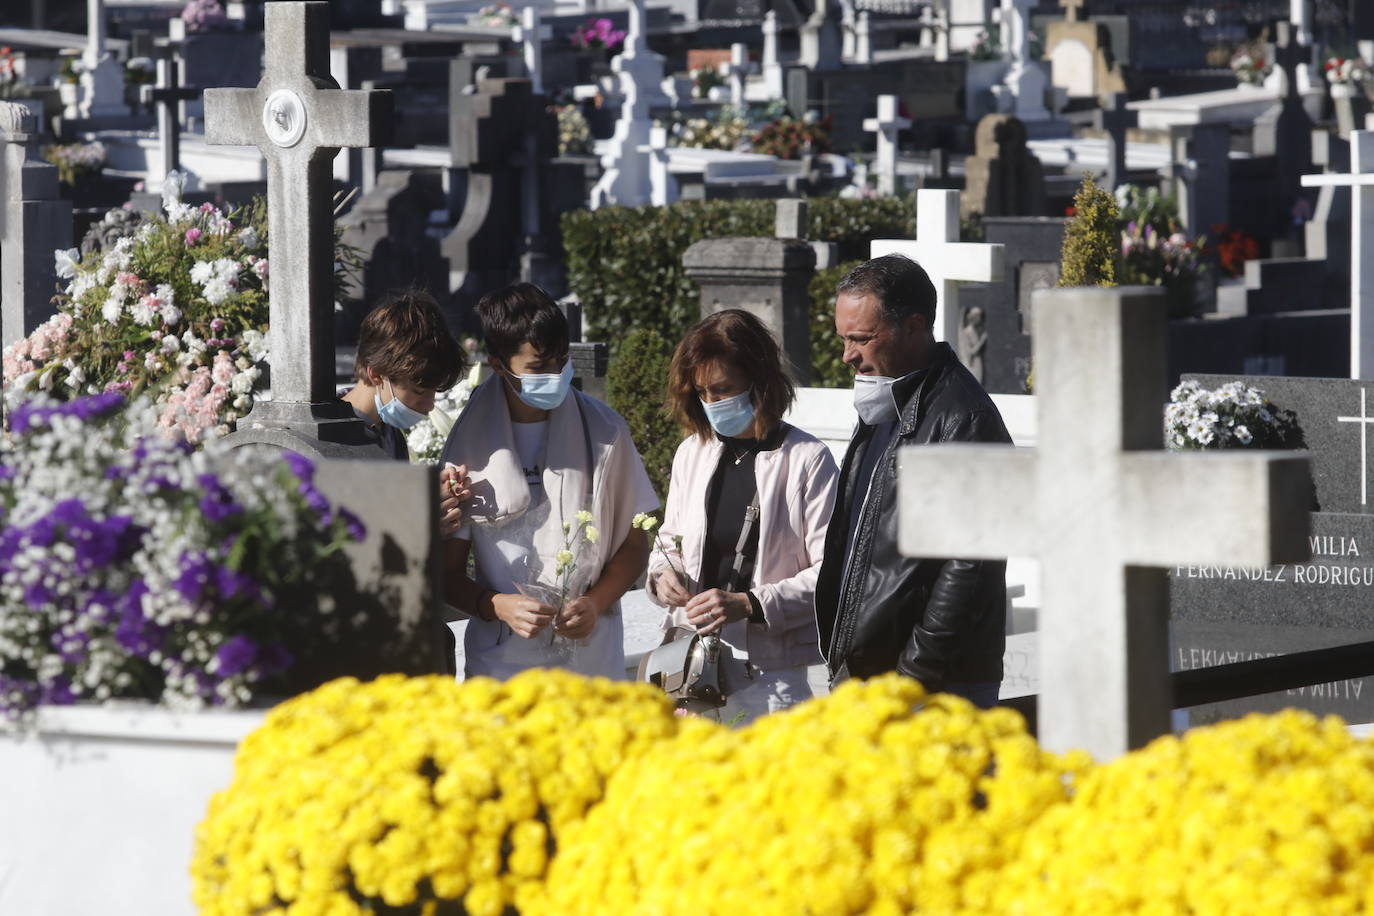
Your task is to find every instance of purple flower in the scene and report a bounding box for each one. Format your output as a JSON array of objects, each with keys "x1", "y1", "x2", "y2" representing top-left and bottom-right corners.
[
  {"x1": 215, "y1": 635, "x2": 258, "y2": 677},
  {"x1": 215, "y1": 565, "x2": 259, "y2": 602},
  {"x1": 115, "y1": 580, "x2": 164, "y2": 656},
  {"x1": 184, "y1": 227, "x2": 202, "y2": 246},
  {"x1": 175, "y1": 551, "x2": 214, "y2": 604},
  {"x1": 259, "y1": 642, "x2": 293, "y2": 674},
  {"x1": 0, "y1": 465, "x2": 13, "y2": 483},
  {"x1": 337, "y1": 506, "x2": 367, "y2": 542},
  {"x1": 299, "y1": 482, "x2": 332, "y2": 525},
  {"x1": 9, "y1": 392, "x2": 125, "y2": 433},
  {"x1": 282, "y1": 451, "x2": 315, "y2": 482},
  {"x1": 40, "y1": 677, "x2": 77, "y2": 706},
  {"x1": 196, "y1": 473, "x2": 243, "y2": 523}
]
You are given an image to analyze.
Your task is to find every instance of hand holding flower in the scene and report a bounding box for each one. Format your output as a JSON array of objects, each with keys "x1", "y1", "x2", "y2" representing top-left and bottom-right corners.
[{"x1": 556, "y1": 594, "x2": 602, "y2": 640}]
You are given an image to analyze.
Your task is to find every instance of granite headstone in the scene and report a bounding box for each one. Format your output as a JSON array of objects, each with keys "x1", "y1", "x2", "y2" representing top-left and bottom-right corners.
[{"x1": 1171, "y1": 373, "x2": 1374, "y2": 724}]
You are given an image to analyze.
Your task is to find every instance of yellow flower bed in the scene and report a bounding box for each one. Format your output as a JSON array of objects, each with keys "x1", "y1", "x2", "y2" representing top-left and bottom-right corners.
[
  {"x1": 191, "y1": 670, "x2": 681, "y2": 916},
  {"x1": 541, "y1": 677, "x2": 1085, "y2": 916},
  {"x1": 195, "y1": 671, "x2": 1374, "y2": 915}
]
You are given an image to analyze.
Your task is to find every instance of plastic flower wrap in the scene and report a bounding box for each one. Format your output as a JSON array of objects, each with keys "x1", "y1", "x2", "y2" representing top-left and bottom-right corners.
[
  {"x1": 543, "y1": 676, "x2": 1086, "y2": 916},
  {"x1": 0, "y1": 392, "x2": 371, "y2": 718},
  {"x1": 192, "y1": 670, "x2": 682, "y2": 916},
  {"x1": 1164, "y1": 379, "x2": 1301, "y2": 450}
]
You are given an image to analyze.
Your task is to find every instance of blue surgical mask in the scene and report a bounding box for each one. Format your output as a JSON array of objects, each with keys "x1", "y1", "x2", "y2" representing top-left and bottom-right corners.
[
  {"x1": 374, "y1": 379, "x2": 427, "y2": 430},
  {"x1": 506, "y1": 360, "x2": 573, "y2": 411},
  {"x1": 702, "y1": 390, "x2": 755, "y2": 438},
  {"x1": 853, "y1": 374, "x2": 898, "y2": 425}
]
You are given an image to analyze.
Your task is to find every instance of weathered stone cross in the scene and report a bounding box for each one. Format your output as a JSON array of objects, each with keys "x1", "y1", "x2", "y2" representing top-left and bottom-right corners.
[
  {"x1": 871, "y1": 188, "x2": 1004, "y2": 344},
  {"x1": 204, "y1": 1, "x2": 392, "y2": 455},
  {"x1": 897, "y1": 286, "x2": 1312, "y2": 760},
  {"x1": 1094, "y1": 92, "x2": 1136, "y2": 192},
  {"x1": 1302, "y1": 130, "x2": 1373, "y2": 379},
  {"x1": 141, "y1": 57, "x2": 198, "y2": 188}
]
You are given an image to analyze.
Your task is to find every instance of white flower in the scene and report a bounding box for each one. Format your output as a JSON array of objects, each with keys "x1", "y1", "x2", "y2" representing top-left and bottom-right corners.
[
  {"x1": 130, "y1": 297, "x2": 157, "y2": 326},
  {"x1": 101, "y1": 295, "x2": 123, "y2": 324},
  {"x1": 203, "y1": 278, "x2": 233, "y2": 305},
  {"x1": 241, "y1": 330, "x2": 269, "y2": 363},
  {"x1": 1234, "y1": 425, "x2": 1253, "y2": 445},
  {"x1": 190, "y1": 261, "x2": 215, "y2": 285},
  {"x1": 162, "y1": 170, "x2": 187, "y2": 215},
  {"x1": 251, "y1": 258, "x2": 268, "y2": 280},
  {"x1": 237, "y1": 227, "x2": 260, "y2": 249},
  {"x1": 160, "y1": 335, "x2": 181, "y2": 355},
  {"x1": 54, "y1": 248, "x2": 80, "y2": 279},
  {"x1": 1186, "y1": 418, "x2": 1214, "y2": 446},
  {"x1": 212, "y1": 258, "x2": 242, "y2": 284},
  {"x1": 231, "y1": 367, "x2": 258, "y2": 394},
  {"x1": 161, "y1": 303, "x2": 182, "y2": 326}
]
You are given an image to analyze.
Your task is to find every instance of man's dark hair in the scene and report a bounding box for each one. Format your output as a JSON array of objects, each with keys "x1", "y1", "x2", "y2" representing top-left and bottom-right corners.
[
  {"x1": 835, "y1": 254, "x2": 938, "y2": 330},
  {"x1": 354, "y1": 288, "x2": 466, "y2": 391},
  {"x1": 475, "y1": 282, "x2": 570, "y2": 364}
]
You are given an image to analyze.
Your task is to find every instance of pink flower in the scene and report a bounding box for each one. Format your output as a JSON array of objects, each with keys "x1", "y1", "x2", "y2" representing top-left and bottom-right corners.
[
  {"x1": 185, "y1": 227, "x2": 203, "y2": 246},
  {"x1": 209, "y1": 318, "x2": 226, "y2": 334}
]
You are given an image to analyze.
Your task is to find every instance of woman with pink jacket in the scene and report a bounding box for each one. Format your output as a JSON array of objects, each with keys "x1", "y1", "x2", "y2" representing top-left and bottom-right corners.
[{"x1": 647, "y1": 309, "x2": 839, "y2": 721}]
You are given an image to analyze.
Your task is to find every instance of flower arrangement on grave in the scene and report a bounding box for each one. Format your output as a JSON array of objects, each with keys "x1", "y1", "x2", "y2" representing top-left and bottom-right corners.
[
  {"x1": 181, "y1": 0, "x2": 230, "y2": 32},
  {"x1": 673, "y1": 104, "x2": 750, "y2": 151},
  {"x1": 750, "y1": 112, "x2": 832, "y2": 160},
  {"x1": 554, "y1": 103, "x2": 592, "y2": 155},
  {"x1": 192, "y1": 670, "x2": 683, "y2": 916},
  {"x1": 1164, "y1": 379, "x2": 1302, "y2": 450},
  {"x1": 404, "y1": 362, "x2": 480, "y2": 464},
  {"x1": 969, "y1": 25, "x2": 1001, "y2": 61},
  {"x1": 57, "y1": 55, "x2": 81, "y2": 85},
  {"x1": 40, "y1": 141, "x2": 106, "y2": 186},
  {"x1": 474, "y1": 1, "x2": 517, "y2": 27},
  {"x1": 1211, "y1": 223, "x2": 1261, "y2": 278},
  {"x1": 2, "y1": 174, "x2": 267, "y2": 443},
  {"x1": 1230, "y1": 43, "x2": 1271, "y2": 85},
  {"x1": 0, "y1": 392, "x2": 370, "y2": 719},
  {"x1": 124, "y1": 56, "x2": 155, "y2": 87},
  {"x1": 1114, "y1": 184, "x2": 1207, "y2": 315},
  {"x1": 1325, "y1": 55, "x2": 1374, "y2": 100},
  {"x1": 0, "y1": 46, "x2": 29, "y2": 99},
  {"x1": 570, "y1": 17, "x2": 626, "y2": 52},
  {"x1": 692, "y1": 64, "x2": 725, "y2": 99}
]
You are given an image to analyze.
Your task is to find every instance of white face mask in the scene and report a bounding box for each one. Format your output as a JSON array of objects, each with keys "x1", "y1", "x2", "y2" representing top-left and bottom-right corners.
[{"x1": 853, "y1": 374, "x2": 898, "y2": 425}]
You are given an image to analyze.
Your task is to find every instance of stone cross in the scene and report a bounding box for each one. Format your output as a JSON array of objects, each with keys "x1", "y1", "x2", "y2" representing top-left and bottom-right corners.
[
  {"x1": 1, "y1": 102, "x2": 73, "y2": 349},
  {"x1": 512, "y1": 7, "x2": 551, "y2": 95},
  {"x1": 203, "y1": 1, "x2": 393, "y2": 455},
  {"x1": 918, "y1": 3, "x2": 950, "y2": 61},
  {"x1": 589, "y1": 0, "x2": 666, "y2": 209},
  {"x1": 992, "y1": 0, "x2": 1049, "y2": 122},
  {"x1": 863, "y1": 94, "x2": 910, "y2": 196},
  {"x1": 1060, "y1": 0, "x2": 1085, "y2": 22},
  {"x1": 718, "y1": 43, "x2": 753, "y2": 108},
  {"x1": 141, "y1": 57, "x2": 198, "y2": 188},
  {"x1": 897, "y1": 285, "x2": 1312, "y2": 759},
  {"x1": 644, "y1": 124, "x2": 678, "y2": 207},
  {"x1": 81, "y1": 0, "x2": 124, "y2": 117},
  {"x1": 854, "y1": 12, "x2": 873, "y2": 65},
  {"x1": 1302, "y1": 129, "x2": 1374, "y2": 379},
  {"x1": 762, "y1": 11, "x2": 785, "y2": 98},
  {"x1": 1094, "y1": 92, "x2": 1136, "y2": 192},
  {"x1": 871, "y1": 188, "x2": 1004, "y2": 344},
  {"x1": 840, "y1": 0, "x2": 856, "y2": 60}
]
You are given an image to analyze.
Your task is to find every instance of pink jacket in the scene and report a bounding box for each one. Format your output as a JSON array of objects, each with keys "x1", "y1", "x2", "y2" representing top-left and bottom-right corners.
[{"x1": 647, "y1": 424, "x2": 839, "y2": 671}]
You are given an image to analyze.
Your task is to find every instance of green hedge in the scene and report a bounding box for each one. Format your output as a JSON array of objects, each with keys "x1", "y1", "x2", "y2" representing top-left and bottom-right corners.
[
  {"x1": 563, "y1": 197, "x2": 918, "y2": 370},
  {"x1": 606, "y1": 327, "x2": 679, "y2": 502},
  {"x1": 809, "y1": 260, "x2": 863, "y2": 389}
]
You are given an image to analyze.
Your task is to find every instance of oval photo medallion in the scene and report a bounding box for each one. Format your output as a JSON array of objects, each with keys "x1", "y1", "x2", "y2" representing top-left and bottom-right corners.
[{"x1": 262, "y1": 89, "x2": 308, "y2": 148}]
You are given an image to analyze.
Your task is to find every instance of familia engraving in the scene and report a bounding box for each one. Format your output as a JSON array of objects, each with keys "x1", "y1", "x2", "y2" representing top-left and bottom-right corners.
[
  {"x1": 1174, "y1": 647, "x2": 1365, "y2": 701},
  {"x1": 1174, "y1": 536, "x2": 1372, "y2": 586}
]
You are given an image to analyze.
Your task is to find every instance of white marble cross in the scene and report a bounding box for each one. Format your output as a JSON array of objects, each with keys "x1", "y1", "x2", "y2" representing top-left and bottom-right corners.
[
  {"x1": 870, "y1": 188, "x2": 1003, "y2": 343},
  {"x1": 862, "y1": 94, "x2": 910, "y2": 197},
  {"x1": 204, "y1": 2, "x2": 391, "y2": 443},
  {"x1": 512, "y1": 7, "x2": 552, "y2": 95},
  {"x1": 717, "y1": 43, "x2": 754, "y2": 108},
  {"x1": 896, "y1": 285, "x2": 1312, "y2": 760},
  {"x1": 854, "y1": 11, "x2": 873, "y2": 64},
  {"x1": 761, "y1": 11, "x2": 785, "y2": 98},
  {"x1": 1338, "y1": 387, "x2": 1374, "y2": 506},
  {"x1": 1302, "y1": 130, "x2": 1374, "y2": 379}
]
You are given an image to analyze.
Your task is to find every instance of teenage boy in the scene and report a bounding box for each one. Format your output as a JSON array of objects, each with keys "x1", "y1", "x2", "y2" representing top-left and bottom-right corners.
[
  {"x1": 340, "y1": 288, "x2": 470, "y2": 536},
  {"x1": 442, "y1": 283, "x2": 657, "y2": 679}
]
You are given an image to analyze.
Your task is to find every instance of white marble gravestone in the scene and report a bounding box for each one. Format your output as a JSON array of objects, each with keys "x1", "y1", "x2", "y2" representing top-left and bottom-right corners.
[
  {"x1": 80, "y1": 0, "x2": 126, "y2": 117},
  {"x1": 204, "y1": 1, "x2": 393, "y2": 457},
  {"x1": 589, "y1": 0, "x2": 667, "y2": 209},
  {"x1": 1302, "y1": 130, "x2": 1374, "y2": 380},
  {"x1": 870, "y1": 188, "x2": 1005, "y2": 346},
  {"x1": 991, "y1": 0, "x2": 1049, "y2": 122},
  {"x1": 896, "y1": 286, "x2": 1312, "y2": 759}
]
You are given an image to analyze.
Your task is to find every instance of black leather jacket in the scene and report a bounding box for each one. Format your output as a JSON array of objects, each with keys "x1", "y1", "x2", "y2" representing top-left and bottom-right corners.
[{"x1": 816, "y1": 343, "x2": 1012, "y2": 691}]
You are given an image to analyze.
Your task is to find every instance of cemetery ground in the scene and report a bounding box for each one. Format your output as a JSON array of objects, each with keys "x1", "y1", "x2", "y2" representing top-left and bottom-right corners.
[{"x1": 7, "y1": 0, "x2": 1374, "y2": 912}]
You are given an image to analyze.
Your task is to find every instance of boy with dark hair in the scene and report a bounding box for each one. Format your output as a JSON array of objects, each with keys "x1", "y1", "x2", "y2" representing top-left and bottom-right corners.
[
  {"x1": 442, "y1": 283, "x2": 657, "y2": 680},
  {"x1": 341, "y1": 288, "x2": 470, "y2": 536}
]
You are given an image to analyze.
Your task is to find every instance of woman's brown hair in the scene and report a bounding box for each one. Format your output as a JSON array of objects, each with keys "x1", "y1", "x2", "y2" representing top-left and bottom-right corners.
[{"x1": 667, "y1": 309, "x2": 796, "y2": 440}]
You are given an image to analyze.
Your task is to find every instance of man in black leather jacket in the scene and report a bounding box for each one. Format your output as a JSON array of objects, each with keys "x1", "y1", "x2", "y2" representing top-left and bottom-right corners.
[{"x1": 815, "y1": 255, "x2": 1012, "y2": 707}]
